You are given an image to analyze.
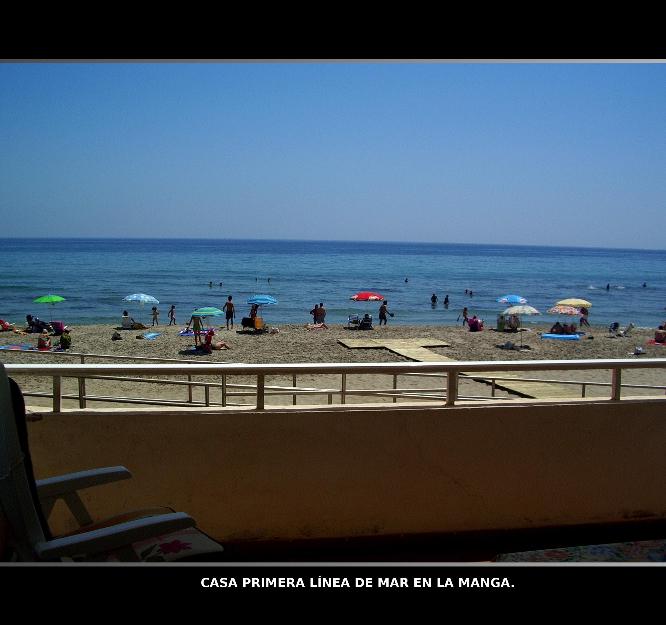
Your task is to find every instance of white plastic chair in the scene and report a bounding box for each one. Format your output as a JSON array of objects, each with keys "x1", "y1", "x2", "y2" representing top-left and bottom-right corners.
[{"x1": 0, "y1": 364, "x2": 224, "y2": 562}]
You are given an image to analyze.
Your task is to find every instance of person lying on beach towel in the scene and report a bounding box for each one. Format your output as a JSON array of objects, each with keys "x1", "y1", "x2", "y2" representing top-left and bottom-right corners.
[
  {"x1": 0, "y1": 319, "x2": 15, "y2": 331},
  {"x1": 306, "y1": 323, "x2": 329, "y2": 330}
]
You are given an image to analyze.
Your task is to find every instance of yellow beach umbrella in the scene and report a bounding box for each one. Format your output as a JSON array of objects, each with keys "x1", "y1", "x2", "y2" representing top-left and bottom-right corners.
[{"x1": 556, "y1": 298, "x2": 592, "y2": 308}]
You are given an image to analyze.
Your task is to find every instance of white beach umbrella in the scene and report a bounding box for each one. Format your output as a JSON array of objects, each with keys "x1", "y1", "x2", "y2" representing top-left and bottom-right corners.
[
  {"x1": 123, "y1": 293, "x2": 159, "y2": 322},
  {"x1": 502, "y1": 305, "x2": 540, "y2": 348}
]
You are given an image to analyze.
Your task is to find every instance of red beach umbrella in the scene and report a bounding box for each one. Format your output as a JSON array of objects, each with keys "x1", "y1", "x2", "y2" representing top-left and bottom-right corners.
[{"x1": 350, "y1": 291, "x2": 384, "y2": 301}]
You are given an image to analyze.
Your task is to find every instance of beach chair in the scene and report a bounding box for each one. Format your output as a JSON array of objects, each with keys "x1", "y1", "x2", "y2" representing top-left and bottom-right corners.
[
  {"x1": 358, "y1": 314, "x2": 373, "y2": 330},
  {"x1": 0, "y1": 363, "x2": 224, "y2": 562},
  {"x1": 618, "y1": 323, "x2": 635, "y2": 337},
  {"x1": 347, "y1": 314, "x2": 360, "y2": 329}
]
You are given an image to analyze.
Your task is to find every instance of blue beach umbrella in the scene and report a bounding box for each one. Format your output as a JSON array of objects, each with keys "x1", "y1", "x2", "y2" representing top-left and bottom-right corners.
[
  {"x1": 247, "y1": 294, "x2": 278, "y2": 323},
  {"x1": 497, "y1": 294, "x2": 527, "y2": 305},
  {"x1": 247, "y1": 294, "x2": 278, "y2": 306}
]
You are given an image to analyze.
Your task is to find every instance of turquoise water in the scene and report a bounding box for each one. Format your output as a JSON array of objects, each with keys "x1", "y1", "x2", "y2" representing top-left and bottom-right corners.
[{"x1": 0, "y1": 238, "x2": 664, "y2": 328}]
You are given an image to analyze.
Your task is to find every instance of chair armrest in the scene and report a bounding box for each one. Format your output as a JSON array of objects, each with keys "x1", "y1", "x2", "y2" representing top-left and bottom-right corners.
[
  {"x1": 35, "y1": 512, "x2": 195, "y2": 560},
  {"x1": 36, "y1": 466, "x2": 132, "y2": 499}
]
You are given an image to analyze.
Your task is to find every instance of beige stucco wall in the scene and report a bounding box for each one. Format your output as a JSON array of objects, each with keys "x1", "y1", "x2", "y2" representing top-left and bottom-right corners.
[{"x1": 27, "y1": 399, "x2": 666, "y2": 541}]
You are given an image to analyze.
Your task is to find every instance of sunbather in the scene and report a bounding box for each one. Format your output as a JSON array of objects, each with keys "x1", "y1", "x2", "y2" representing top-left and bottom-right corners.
[
  {"x1": 37, "y1": 329, "x2": 51, "y2": 350},
  {"x1": 201, "y1": 329, "x2": 230, "y2": 352},
  {"x1": 468, "y1": 316, "x2": 483, "y2": 332},
  {"x1": 56, "y1": 327, "x2": 71, "y2": 350},
  {"x1": 26, "y1": 315, "x2": 52, "y2": 334}
]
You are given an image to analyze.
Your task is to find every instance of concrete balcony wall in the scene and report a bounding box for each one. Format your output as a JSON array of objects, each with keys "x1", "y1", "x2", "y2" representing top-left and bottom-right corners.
[{"x1": 27, "y1": 399, "x2": 666, "y2": 542}]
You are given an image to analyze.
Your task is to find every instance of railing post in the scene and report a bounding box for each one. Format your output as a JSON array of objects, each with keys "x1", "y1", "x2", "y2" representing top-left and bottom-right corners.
[
  {"x1": 446, "y1": 369, "x2": 458, "y2": 407},
  {"x1": 611, "y1": 368, "x2": 622, "y2": 401},
  {"x1": 341, "y1": 373, "x2": 346, "y2": 404},
  {"x1": 204, "y1": 384, "x2": 210, "y2": 406},
  {"x1": 393, "y1": 374, "x2": 398, "y2": 403},
  {"x1": 257, "y1": 374, "x2": 265, "y2": 410},
  {"x1": 53, "y1": 376, "x2": 62, "y2": 413},
  {"x1": 491, "y1": 379, "x2": 496, "y2": 397},
  {"x1": 221, "y1": 375, "x2": 227, "y2": 407},
  {"x1": 78, "y1": 354, "x2": 87, "y2": 408},
  {"x1": 187, "y1": 374, "x2": 193, "y2": 403},
  {"x1": 293, "y1": 374, "x2": 297, "y2": 405},
  {"x1": 582, "y1": 383, "x2": 586, "y2": 398}
]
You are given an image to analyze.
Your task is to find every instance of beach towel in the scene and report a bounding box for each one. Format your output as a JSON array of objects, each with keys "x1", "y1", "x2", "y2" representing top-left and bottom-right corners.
[
  {"x1": 0, "y1": 344, "x2": 35, "y2": 351},
  {"x1": 541, "y1": 333, "x2": 580, "y2": 341},
  {"x1": 179, "y1": 328, "x2": 211, "y2": 337},
  {"x1": 179, "y1": 347, "x2": 207, "y2": 355},
  {"x1": 142, "y1": 332, "x2": 161, "y2": 340},
  {"x1": 647, "y1": 340, "x2": 666, "y2": 346}
]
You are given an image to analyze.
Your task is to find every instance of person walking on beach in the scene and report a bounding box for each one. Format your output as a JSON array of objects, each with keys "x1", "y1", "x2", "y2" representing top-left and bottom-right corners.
[
  {"x1": 151, "y1": 306, "x2": 160, "y2": 326},
  {"x1": 168, "y1": 305, "x2": 176, "y2": 326},
  {"x1": 459, "y1": 306, "x2": 469, "y2": 326},
  {"x1": 223, "y1": 295, "x2": 235, "y2": 330},
  {"x1": 318, "y1": 302, "x2": 326, "y2": 324},
  {"x1": 378, "y1": 300, "x2": 392, "y2": 326}
]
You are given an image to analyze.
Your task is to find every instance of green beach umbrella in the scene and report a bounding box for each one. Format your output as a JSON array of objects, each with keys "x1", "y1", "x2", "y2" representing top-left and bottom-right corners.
[
  {"x1": 33, "y1": 294, "x2": 66, "y2": 320},
  {"x1": 191, "y1": 307, "x2": 224, "y2": 317},
  {"x1": 190, "y1": 307, "x2": 224, "y2": 331}
]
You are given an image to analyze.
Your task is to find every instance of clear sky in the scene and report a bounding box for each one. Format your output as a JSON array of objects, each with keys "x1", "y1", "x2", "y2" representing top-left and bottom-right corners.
[{"x1": 1, "y1": 62, "x2": 664, "y2": 249}]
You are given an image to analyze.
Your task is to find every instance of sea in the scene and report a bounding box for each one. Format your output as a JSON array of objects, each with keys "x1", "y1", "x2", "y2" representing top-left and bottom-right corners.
[{"x1": 0, "y1": 238, "x2": 664, "y2": 329}]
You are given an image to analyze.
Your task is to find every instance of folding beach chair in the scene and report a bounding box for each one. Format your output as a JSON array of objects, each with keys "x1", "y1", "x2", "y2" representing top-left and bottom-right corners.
[
  {"x1": 618, "y1": 322, "x2": 635, "y2": 337},
  {"x1": 0, "y1": 363, "x2": 224, "y2": 562}
]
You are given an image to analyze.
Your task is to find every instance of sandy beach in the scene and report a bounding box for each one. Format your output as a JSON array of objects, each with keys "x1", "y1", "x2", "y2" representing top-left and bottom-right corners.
[{"x1": 1, "y1": 321, "x2": 664, "y2": 408}]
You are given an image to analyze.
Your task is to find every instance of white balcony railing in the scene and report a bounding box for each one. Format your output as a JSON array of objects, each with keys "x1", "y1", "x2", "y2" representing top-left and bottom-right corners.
[{"x1": 4, "y1": 356, "x2": 666, "y2": 413}]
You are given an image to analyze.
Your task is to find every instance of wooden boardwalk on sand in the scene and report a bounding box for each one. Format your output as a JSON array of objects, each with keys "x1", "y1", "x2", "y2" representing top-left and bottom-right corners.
[{"x1": 338, "y1": 337, "x2": 570, "y2": 399}]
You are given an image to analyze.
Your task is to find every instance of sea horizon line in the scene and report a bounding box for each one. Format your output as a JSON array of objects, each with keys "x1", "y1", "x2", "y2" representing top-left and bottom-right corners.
[{"x1": 1, "y1": 236, "x2": 664, "y2": 254}]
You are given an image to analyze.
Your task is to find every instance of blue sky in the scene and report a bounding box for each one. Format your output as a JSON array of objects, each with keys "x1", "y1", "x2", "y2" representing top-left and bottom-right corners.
[{"x1": 1, "y1": 62, "x2": 664, "y2": 249}]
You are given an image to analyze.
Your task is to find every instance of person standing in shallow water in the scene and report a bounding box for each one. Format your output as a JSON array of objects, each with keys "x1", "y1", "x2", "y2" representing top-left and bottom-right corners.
[{"x1": 444, "y1": 294, "x2": 449, "y2": 308}]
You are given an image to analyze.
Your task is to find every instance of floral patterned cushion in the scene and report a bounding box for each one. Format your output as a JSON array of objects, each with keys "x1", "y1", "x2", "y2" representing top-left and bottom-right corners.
[
  {"x1": 111, "y1": 527, "x2": 224, "y2": 562},
  {"x1": 496, "y1": 539, "x2": 666, "y2": 562}
]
